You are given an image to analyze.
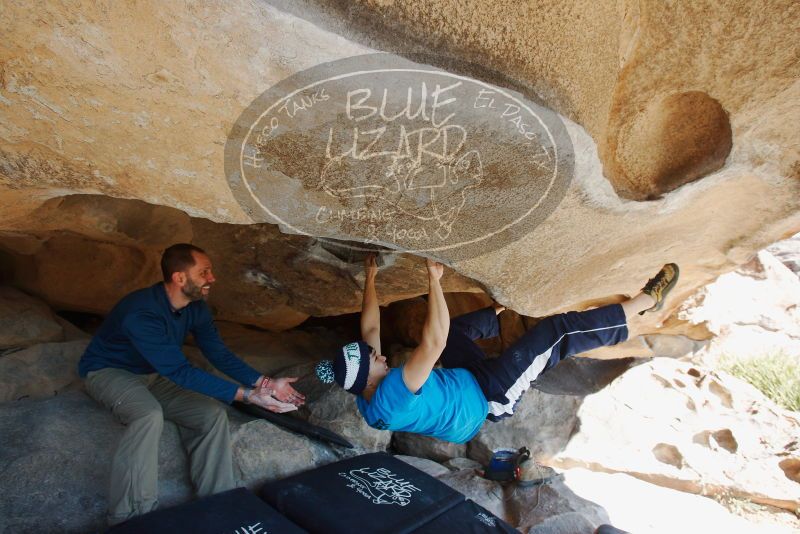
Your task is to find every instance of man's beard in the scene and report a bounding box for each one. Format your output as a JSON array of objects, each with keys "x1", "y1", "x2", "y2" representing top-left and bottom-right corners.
[{"x1": 181, "y1": 278, "x2": 207, "y2": 301}]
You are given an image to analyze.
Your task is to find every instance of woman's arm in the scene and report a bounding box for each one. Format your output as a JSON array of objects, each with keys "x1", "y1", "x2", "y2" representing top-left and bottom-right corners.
[
  {"x1": 360, "y1": 253, "x2": 381, "y2": 354},
  {"x1": 402, "y1": 259, "x2": 449, "y2": 393}
]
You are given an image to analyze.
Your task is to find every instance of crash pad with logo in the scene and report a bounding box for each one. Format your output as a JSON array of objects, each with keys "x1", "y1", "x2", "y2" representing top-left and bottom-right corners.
[
  {"x1": 106, "y1": 487, "x2": 307, "y2": 534},
  {"x1": 260, "y1": 452, "x2": 518, "y2": 534}
]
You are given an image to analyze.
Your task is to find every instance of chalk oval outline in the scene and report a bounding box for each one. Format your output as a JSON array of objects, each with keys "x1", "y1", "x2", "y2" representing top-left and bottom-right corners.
[{"x1": 236, "y1": 57, "x2": 568, "y2": 255}]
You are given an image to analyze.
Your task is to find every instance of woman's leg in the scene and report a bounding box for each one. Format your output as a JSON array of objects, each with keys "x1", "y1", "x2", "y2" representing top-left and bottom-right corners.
[
  {"x1": 471, "y1": 304, "x2": 629, "y2": 421},
  {"x1": 470, "y1": 264, "x2": 678, "y2": 421},
  {"x1": 439, "y1": 305, "x2": 502, "y2": 369},
  {"x1": 449, "y1": 305, "x2": 503, "y2": 341}
]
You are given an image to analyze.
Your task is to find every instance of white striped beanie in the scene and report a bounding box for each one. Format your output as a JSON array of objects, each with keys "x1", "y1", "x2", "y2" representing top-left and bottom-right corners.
[{"x1": 315, "y1": 341, "x2": 372, "y2": 395}]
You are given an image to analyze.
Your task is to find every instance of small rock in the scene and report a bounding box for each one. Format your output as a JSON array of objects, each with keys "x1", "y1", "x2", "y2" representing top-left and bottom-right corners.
[
  {"x1": 393, "y1": 432, "x2": 466, "y2": 462},
  {"x1": 527, "y1": 512, "x2": 599, "y2": 534},
  {"x1": 444, "y1": 457, "x2": 483, "y2": 472},
  {"x1": 0, "y1": 391, "x2": 192, "y2": 533},
  {"x1": 231, "y1": 416, "x2": 338, "y2": 488},
  {"x1": 508, "y1": 475, "x2": 609, "y2": 532},
  {"x1": 642, "y1": 334, "x2": 707, "y2": 359},
  {"x1": 439, "y1": 469, "x2": 507, "y2": 521},
  {"x1": 394, "y1": 455, "x2": 450, "y2": 478}
]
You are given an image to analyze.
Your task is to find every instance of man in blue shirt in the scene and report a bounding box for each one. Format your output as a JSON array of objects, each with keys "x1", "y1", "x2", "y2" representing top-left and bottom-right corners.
[
  {"x1": 79, "y1": 243, "x2": 305, "y2": 525},
  {"x1": 316, "y1": 255, "x2": 679, "y2": 444}
]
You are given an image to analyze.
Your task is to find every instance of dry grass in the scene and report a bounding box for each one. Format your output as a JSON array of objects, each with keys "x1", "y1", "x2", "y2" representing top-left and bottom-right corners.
[{"x1": 719, "y1": 351, "x2": 800, "y2": 412}]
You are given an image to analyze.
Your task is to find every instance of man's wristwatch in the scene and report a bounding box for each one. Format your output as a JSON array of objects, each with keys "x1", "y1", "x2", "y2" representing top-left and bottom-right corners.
[{"x1": 242, "y1": 388, "x2": 254, "y2": 404}]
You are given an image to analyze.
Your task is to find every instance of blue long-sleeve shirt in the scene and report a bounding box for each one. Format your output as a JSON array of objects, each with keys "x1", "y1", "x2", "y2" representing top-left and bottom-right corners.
[{"x1": 78, "y1": 283, "x2": 261, "y2": 403}]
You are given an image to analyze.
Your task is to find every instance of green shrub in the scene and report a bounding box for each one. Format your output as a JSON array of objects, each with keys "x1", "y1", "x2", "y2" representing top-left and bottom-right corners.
[{"x1": 719, "y1": 351, "x2": 800, "y2": 412}]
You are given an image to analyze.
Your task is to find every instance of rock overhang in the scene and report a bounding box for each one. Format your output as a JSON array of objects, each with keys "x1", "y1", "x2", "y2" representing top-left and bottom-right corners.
[{"x1": 0, "y1": 0, "x2": 797, "y2": 329}]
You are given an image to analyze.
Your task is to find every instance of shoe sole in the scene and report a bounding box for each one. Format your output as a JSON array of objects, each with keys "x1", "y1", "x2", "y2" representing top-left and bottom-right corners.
[{"x1": 641, "y1": 263, "x2": 680, "y2": 315}]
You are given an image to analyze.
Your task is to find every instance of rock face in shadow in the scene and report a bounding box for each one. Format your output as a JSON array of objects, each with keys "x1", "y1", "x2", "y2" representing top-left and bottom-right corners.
[
  {"x1": 468, "y1": 357, "x2": 641, "y2": 466},
  {"x1": 0, "y1": 339, "x2": 88, "y2": 402},
  {"x1": 0, "y1": 391, "x2": 346, "y2": 533},
  {"x1": 0, "y1": 286, "x2": 65, "y2": 350},
  {"x1": 0, "y1": 196, "x2": 483, "y2": 331},
  {"x1": 0, "y1": 392, "x2": 193, "y2": 533},
  {"x1": 230, "y1": 414, "x2": 340, "y2": 489},
  {"x1": 392, "y1": 432, "x2": 467, "y2": 463}
]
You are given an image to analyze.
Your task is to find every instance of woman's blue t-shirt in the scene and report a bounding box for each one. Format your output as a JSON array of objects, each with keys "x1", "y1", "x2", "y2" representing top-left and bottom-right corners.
[{"x1": 356, "y1": 367, "x2": 488, "y2": 444}]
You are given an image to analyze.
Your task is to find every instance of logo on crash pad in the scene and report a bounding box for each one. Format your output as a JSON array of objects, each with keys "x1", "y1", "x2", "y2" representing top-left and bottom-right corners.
[
  {"x1": 338, "y1": 467, "x2": 421, "y2": 506},
  {"x1": 476, "y1": 512, "x2": 497, "y2": 527},
  {"x1": 225, "y1": 54, "x2": 573, "y2": 261}
]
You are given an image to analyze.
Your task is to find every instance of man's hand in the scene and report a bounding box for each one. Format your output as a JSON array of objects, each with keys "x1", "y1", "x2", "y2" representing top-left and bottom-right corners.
[
  {"x1": 259, "y1": 376, "x2": 305, "y2": 406},
  {"x1": 249, "y1": 389, "x2": 298, "y2": 413},
  {"x1": 365, "y1": 253, "x2": 378, "y2": 280},
  {"x1": 426, "y1": 258, "x2": 444, "y2": 281}
]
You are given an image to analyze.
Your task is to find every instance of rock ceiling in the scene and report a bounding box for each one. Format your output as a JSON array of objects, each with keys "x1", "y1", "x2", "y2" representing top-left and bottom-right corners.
[{"x1": 0, "y1": 0, "x2": 798, "y2": 330}]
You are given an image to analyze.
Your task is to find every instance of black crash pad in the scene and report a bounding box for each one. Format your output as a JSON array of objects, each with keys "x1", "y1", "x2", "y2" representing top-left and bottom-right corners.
[
  {"x1": 106, "y1": 487, "x2": 307, "y2": 534},
  {"x1": 413, "y1": 498, "x2": 518, "y2": 533},
  {"x1": 233, "y1": 401, "x2": 353, "y2": 448},
  {"x1": 261, "y1": 452, "x2": 519, "y2": 534}
]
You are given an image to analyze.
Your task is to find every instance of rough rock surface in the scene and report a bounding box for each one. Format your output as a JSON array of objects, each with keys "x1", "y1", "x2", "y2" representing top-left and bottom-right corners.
[
  {"x1": 287, "y1": 0, "x2": 797, "y2": 199},
  {"x1": 0, "y1": 196, "x2": 481, "y2": 331},
  {"x1": 0, "y1": 1, "x2": 797, "y2": 333},
  {"x1": 394, "y1": 454, "x2": 451, "y2": 478},
  {"x1": 679, "y1": 248, "x2": 800, "y2": 360},
  {"x1": 438, "y1": 469, "x2": 508, "y2": 522},
  {"x1": 0, "y1": 286, "x2": 64, "y2": 350},
  {"x1": 563, "y1": 468, "x2": 799, "y2": 534},
  {"x1": 468, "y1": 357, "x2": 640, "y2": 465},
  {"x1": 392, "y1": 432, "x2": 467, "y2": 463},
  {"x1": 0, "y1": 339, "x2": 88, "y2": 402},
  {"x1": 0, "y1": 392, "x2": 193, "y2": 533},
  {"x1": 552, "y1": 358, "x2": 800, "y2": 512},
  {"x1": 443, "y1": 457, "x2": 482, "y2": 472},
  {"x1": 768, "y1": 233, "x2": 800, "y2": 276},
  {"x1": 230, "y1": 414, "x2": 340, "y2": 489},
  {"x1": 0, "y1": 391, "x2": 341, "y2": 533}
]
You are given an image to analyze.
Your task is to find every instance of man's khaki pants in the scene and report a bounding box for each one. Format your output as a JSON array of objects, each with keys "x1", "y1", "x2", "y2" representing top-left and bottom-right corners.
[{"x1": 85, "y1": 368, "x2": 235, "y2": 525}]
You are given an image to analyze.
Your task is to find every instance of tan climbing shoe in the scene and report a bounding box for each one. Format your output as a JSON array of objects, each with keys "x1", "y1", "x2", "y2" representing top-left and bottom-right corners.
[{"x1": 639, "y1": 263, "x2": 680, "y2": 315}]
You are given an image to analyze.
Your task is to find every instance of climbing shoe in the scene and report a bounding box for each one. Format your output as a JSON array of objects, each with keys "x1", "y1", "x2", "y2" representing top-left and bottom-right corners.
[
  {"x1": 515, "y1": 449, "x2": 562, "y2": 488},
  {"x1": 639, "y1": 263, "x2": 680, "y2": 315},
  {"x1": 482, "y1": 447, "x2": 563, "y2": 487}
]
